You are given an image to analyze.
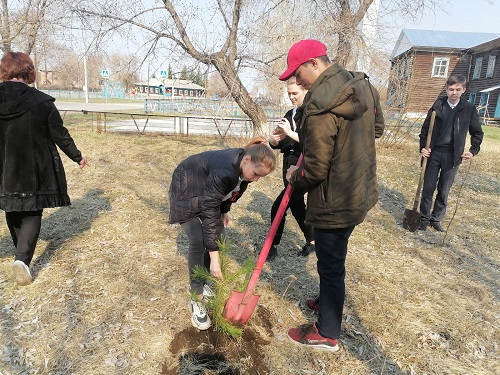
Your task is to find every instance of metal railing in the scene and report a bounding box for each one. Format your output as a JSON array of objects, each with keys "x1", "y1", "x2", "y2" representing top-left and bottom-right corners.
[{"x1": 58, "y1": 109, "x2": 277, "y2": 138}]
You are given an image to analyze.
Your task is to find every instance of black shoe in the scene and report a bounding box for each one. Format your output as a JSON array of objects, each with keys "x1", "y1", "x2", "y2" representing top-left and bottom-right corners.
[
  {"x1": 430, "y1": 221, "x2": 445, "y2": 232},
  {"x1": 417, "y1": 220, "x2": 429, "y2": 231},
  {"x1": 266, "y1": 246, "x2": 278, "y2": 261},
  {"x1": 298, "y1": 242, "x2": 315, "y2": 257}
]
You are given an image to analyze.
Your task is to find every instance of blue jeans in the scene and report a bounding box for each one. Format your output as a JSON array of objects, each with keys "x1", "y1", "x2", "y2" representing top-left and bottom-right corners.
[
  {"x1": 315, "y1": 226, "x2": 355, "y2": 339},
  {"x1": 420, "y1": 149, "x2": 459, "y2": 223}
]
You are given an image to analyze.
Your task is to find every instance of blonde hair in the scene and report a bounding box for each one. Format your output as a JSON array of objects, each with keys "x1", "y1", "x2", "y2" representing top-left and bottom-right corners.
[{"x1": 243, "y1": 136, "x2": 276, "y2": 172}]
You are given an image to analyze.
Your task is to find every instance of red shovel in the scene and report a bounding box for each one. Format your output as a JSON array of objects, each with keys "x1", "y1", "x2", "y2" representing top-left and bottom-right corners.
[{"x1": 223, "y1": 154, "x2": 303, "y2": 326}]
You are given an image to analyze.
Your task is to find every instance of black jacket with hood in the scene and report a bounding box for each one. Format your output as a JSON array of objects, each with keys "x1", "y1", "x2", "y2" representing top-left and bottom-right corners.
[
  {"x1": 290, "y1": 64, "x2": 385, "y2": 229},
  {"x1": 168, "y1": 148, "x2": 249, "y2": 251},
  {"x1": 0, "y1": 81, "x2": 83, "y2": 212}
]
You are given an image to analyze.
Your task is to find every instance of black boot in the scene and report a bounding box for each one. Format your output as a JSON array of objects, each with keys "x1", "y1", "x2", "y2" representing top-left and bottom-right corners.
[
  {"x1": 418, "y1": 220, "x2": 429, "y2": 231},
  {"x1": 430, "y1": 221, "x2": 445, "y2": 232}
]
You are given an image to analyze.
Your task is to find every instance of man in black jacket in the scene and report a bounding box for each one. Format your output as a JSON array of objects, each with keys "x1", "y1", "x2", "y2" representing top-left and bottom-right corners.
[{"x1": 418, "y1": 75, "x2": 483, "y2": 231}]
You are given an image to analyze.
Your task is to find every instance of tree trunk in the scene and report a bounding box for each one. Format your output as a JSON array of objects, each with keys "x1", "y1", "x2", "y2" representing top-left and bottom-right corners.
[{"x1": 214, "y1": 57, "x2": 267, "y2": 135}]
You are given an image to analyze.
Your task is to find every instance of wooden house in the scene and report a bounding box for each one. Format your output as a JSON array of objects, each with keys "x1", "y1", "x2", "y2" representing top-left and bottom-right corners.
[
  {"x1": 133, "y1": 77, "x2": 205, "y2": 98},
  {"x1": 463, "y1": 37, "x2": 500, "y2": 123},
  {"x1": 387, "y1": 29, "x2": 500, "y2": 118}
]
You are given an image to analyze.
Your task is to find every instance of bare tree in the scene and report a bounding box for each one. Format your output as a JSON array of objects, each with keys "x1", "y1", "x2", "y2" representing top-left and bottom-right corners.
[
  {"x1": 70, "y1": 0, "x2": 444, "y2": 131},
  {"x1": 0, "y1": 0, "x2": 58, "y2": 54},
  {"x1": 206, "y1": 71, "x2": 231, "y2": 98},
  {"x1": 72, "y1": 0, "x2": 271, "y2": 132}
]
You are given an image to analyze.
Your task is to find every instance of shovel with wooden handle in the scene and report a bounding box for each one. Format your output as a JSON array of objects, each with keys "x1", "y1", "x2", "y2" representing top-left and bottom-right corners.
[
  {"x1": 402, "y1": 111, "x2": 436, "y2": 231},
  {"x1": 223, "y1": 154, "x2": 303, "y2": 326}
]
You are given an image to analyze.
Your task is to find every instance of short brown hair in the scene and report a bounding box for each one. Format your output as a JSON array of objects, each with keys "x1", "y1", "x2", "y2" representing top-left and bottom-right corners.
[
  {"x1": 0, "y1": 51, "x2": 36, "y2": 84},
  {"x1": 446, "y1": 75, "x2": 467, "y2": 88}
]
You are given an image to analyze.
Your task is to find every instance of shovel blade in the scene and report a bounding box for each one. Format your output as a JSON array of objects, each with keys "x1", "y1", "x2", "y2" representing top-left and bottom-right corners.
[
  {"x1": 223, "y1": 291, "x2": 260, "y2": 326},
  {"x1": 403, "y1": 208, "x2": 421, "y2": 232}
]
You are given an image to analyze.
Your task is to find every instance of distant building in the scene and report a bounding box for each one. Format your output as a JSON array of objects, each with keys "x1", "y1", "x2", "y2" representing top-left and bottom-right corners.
[
  {"x1": 387, "y1": 29, "x2": 500, "y2": 118},
  {"x1": 133, "y1": 78, "x2": 205, "y2": 98},
  {"x1": 465, "y1": 37, "x2": 500, "y2": 122}
]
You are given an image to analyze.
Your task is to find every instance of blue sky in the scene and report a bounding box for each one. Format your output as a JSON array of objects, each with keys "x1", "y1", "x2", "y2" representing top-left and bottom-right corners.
[{"x1": 393, "y1": 0, "x2": 500, "y2": 36}]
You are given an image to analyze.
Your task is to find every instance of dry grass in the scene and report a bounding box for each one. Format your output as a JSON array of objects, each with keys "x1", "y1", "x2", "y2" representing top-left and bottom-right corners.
[{"x1": 0, "y1": 128, "x2": 498, "y2": 374}]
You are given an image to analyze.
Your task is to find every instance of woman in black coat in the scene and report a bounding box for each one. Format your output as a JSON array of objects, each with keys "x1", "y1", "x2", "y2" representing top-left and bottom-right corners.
[
  {"x1": 168, "y1": 137, "x2": 276, "y2": 330},
  {"x1": 0, "y1": 51, "x2": 89, "y2": 286}
]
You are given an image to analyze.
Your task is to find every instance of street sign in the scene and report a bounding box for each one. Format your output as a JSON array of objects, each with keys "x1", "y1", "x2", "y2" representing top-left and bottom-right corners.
[
  {"x1": 160, "y1": 70, "x2": 167, "y2": 79},
  {"x1": 101, "y1": 69, "x2": 109, "y2": 78}
]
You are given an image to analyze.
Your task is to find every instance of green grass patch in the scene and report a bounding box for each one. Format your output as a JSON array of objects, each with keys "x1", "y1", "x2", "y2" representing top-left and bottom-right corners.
[{"x1": 483, "y1": 125, "x2": 500, "y2": 141}]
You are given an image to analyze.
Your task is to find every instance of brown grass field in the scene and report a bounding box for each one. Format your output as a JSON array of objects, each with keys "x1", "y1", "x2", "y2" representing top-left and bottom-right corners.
[{"x1": 0, "y1": 125, "x2": 498, "y2": 375}]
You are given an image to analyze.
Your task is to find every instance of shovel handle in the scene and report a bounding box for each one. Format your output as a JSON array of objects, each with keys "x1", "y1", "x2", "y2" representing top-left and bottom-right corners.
[
  {"x1": 412, "y1": 111, "x2": 436, "y2": 210},
  {"x1": 242, "y1": 153, "x2": 304, "y2": 296}
]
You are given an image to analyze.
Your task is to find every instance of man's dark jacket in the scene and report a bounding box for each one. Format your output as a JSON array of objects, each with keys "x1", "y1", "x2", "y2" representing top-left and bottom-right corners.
[
  {"x1": 168, "y1": 148, "x2": 249, "y2": 251},
  {"x1": 419, "y1": 96, "x2": 483, "y2": 166},
  {"x1": 290, "y1": 64, "x2": 385, "y2": 229},
  {"x1": 0, "y1": 81, "x2": 83, "y2": 212}
]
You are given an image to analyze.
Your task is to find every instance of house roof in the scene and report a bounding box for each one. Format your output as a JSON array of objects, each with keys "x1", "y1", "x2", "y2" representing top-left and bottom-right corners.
[
  {"x1": 391, "y1": 29, "x2": 500, "y2": 59},
  {"x1": 465, "y1": 37, "x2": 500, "y2": 54},
  {"x1": 134, "y1": 77, "x2": 205, "y2": 90}
]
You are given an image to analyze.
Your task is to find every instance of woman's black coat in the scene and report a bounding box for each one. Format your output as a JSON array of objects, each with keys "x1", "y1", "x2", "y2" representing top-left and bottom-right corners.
[
  {"x1": 168, "y1": 148, "x2": 249, "y2": 251},
  {"x1": 0, "y1": 81, "x2": 83, "y2": 212}
]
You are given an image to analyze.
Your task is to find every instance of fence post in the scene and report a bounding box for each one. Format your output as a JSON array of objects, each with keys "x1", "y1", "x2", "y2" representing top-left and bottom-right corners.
[{"x1": 97, "y1": 112, "x2": 103, "y2": 133}]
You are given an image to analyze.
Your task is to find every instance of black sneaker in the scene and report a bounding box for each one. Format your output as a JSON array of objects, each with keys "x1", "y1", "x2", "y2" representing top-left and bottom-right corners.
[
  {"x1": 266, "y1": 246, "x2": 278, "y2": 261},
  {"x1": 298, "y1": 242, "x2": 315, "y2": 256},
  {"x1": 417, "y1": 220, "x2": 429, "y2": 231}
]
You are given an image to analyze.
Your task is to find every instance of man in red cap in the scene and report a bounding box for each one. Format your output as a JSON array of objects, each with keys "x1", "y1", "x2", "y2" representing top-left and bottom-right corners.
[{"x1": 282, "y1": 39, "x2": 385, "y2": 351}]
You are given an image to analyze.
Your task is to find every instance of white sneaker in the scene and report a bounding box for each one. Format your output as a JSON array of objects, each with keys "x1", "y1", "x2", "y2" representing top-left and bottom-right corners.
[
  {"x1": 12, "y1": 260, "x2": 32, "y2": 286},
  {"x1": 189, "y1": 299, "x2": 211, "y2": 330},
  {"x1": 202, "y1": 284, "x2": 214, "y2": 298}
]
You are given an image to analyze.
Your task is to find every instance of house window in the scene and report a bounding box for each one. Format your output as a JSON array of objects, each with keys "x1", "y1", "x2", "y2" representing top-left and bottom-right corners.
[
  {"x1": 472, "y1": 57, "x2": 483, "y2": 79},
  {"x1": 431, "y1": 57, "x2": 450, "y2": 78},
  {"x1": 478, "y1": 92, "x2": 489, "y2": 114},
  {"x1": 468, "y1": 92, "x2": 476, "y2": 104},
  {"x1": 486, "y1": 55, "x2": 496, "y2": 78}
]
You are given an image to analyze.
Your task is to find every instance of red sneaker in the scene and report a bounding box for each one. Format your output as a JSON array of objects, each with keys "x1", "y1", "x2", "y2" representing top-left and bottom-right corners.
[
  {"x1": 288, "y1": 322, "x2": 339, "y2": 352},
  {"x1": 305, "y1": 297, "x2": 320, "y2": 312}
]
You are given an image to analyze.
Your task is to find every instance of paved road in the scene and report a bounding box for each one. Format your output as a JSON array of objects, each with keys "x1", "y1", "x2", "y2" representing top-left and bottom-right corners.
[{"x1": 55, "y1": 101, "x2": 144, "y2": 112}]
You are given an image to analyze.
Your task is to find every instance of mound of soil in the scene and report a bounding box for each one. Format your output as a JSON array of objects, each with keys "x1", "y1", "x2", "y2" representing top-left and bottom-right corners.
[{"x1": 162, "y1": 307, "x2": 274, "y2": 374}]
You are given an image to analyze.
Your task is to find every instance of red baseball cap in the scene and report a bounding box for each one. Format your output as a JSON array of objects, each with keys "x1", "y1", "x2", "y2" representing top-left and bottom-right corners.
[{"x1": 279, "y1": 39, "x2": 327, "y2": 81}]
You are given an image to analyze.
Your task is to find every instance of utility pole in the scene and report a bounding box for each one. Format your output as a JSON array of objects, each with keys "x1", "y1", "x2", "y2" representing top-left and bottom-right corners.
[{"x1": 83, "y1": 55, "x2": 89, "y2": 103}]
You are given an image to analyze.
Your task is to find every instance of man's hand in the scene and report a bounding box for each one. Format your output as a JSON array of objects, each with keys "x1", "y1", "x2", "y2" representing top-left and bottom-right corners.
[
  {"x1": 209, "y1": 251, "x2": 224, "y2": 280},
  {"x1": 461, "y1": 151, "x2": 473, "y2": 160},
  {"x1": 286, "y1": 165, "x2": 299, "y2": 181},
  {"x1": 421, "y1": 148, "x2": 431, "y2": 158}
]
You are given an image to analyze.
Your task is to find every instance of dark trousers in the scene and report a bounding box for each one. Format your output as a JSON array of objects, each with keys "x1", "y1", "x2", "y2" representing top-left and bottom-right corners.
[
  {"x1": 315, "y1": 226, "x2": 354, "y2": 339},
  {"x1": 420, "y1": 149, "x2": 459, "y2": 223},
  {"x1": 271, "y1": 180, "x2": 313, "y2": 246},
  {"x1": 180, "y1": 216, "x2": 225, "y2": 295},
  {"x1": 6, "y1": 210, "x2": 43, "y2": 266}
]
